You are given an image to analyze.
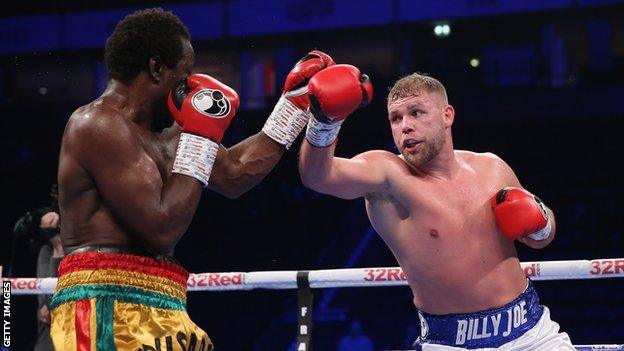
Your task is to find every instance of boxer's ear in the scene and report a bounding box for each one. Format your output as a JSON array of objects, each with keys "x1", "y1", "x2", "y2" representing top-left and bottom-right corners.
[
  {"x1": 148, "y1": 56, "x2": 164, "y2": 83},
  {"x1": 443, "y1": 104, "x2": 455, "y2": 127}
]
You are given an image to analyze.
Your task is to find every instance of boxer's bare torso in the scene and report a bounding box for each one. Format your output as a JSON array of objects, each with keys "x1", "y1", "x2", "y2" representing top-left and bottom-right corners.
[
  {"x1": 58, "y1": 99, "x2": 180, "y2": 253},
  {"x1": 361, "y1": 149, "x2": 527, "y2": 314},
  {"x1": 57, "y1": 37, "x2": 197, "y2": 256}
]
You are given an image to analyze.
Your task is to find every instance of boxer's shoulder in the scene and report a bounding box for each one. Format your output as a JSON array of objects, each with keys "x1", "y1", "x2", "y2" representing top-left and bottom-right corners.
[
  {"x1": 355, "y1": 149, "x2": 414, "y2": 170},
  {"x1": 456, "y1": 149, "x2": 500, "y2": 161},
  {"x1": 456, "y1": 150, "x2": 506, "y2": 170},
  {"x1": 354, "y1": 149, "x2": 399, "y2": 163},
  {"x1": 63, "y1": 100, "x2": 143, "y2": 167},
  {"x1": 355, "y1": 149, "x2": 408, "y2": 178},
  {"x1": 68, "y1": 100, "x2": 134, "y2": 141}
]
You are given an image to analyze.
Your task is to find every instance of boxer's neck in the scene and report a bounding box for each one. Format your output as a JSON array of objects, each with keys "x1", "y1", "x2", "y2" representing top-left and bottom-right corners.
[{"x1": 102, "y1": 77, "x2": 161, "y2": 128}]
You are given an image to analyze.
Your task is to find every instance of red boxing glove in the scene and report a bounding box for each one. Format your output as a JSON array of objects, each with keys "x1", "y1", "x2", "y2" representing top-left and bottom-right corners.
[
  {"x1": 283, "y1": 50, "x2": 335, "y2": 110},
  {"x1": 491, "y1": 187, "x2": 552, "y2": 241},
  {"x1": 167, "y1": 74, "x2": 239, "y2": 143},
  {"x1": 167, "y1": 74, "x2": 239, "y2": 187},
  {"x1": 305, "y1": 64, "x2": 373, "y2": 147},
  {"x1": 263, "y1": 50, "x2": 335, "y2": 149}
]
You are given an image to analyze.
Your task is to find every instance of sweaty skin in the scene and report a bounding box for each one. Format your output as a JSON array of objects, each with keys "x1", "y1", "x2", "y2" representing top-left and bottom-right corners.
[
  {"x1": 299, "y1": 90, "x2": 555, "y2": 315},
  {"x1": 58, "y1": 38, "x2": 285, "y2": 255}
]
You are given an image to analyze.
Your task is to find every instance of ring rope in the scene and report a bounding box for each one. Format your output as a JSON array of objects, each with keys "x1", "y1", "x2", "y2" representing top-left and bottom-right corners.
[{"x1": 4, "y1": 258, "x2": 623, "y2": 295}]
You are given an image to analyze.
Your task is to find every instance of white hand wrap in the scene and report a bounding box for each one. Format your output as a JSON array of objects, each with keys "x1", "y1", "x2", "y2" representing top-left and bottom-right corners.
[
  {"x1": 305, "y1": 117, "x2": 343, "y2": 147},
  {"x1": 172, "y1": 133, "x2": 219, "y2": 187},
  {"x1": 527, "y1": 216, "x2": 552, "y2": 241},
  {"x1": 262, "y1": 96, "x2": 310, "y2": 149}
]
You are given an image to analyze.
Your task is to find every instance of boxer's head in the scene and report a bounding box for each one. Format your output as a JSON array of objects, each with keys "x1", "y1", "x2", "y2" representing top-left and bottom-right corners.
[
  {"x1": 387, "y1": 73, "x2": 455, "y2": 168},
  {"x1": 105, "y1": 8, "x2": 195, "y2": 131}
]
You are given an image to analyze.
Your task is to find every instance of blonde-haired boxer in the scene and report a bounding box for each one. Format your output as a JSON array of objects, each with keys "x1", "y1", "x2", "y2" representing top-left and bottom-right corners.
[
  {"x1": 53, "y1": 7, "x2": 334, "y2": 350},
  {"x1": 299, "y1": 70, "x2": 575, "y2": 350}
]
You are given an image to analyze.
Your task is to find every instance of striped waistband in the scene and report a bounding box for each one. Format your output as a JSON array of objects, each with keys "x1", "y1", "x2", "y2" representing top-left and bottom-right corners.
[{"x1": 51, "y1": 251, "x2": 189, "y2": 310}]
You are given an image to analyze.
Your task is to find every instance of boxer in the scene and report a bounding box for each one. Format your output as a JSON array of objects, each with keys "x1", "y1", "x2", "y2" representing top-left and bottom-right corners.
[
  {"x1": 52, "y1": 7, "x2": 333, "y2": 350},
  {"x1": 299, "y1": 69, "x2": 575, "y2": 350}
]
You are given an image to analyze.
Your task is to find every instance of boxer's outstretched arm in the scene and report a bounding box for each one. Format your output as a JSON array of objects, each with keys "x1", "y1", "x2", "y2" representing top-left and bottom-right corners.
[
  {"x1": 299, "y1": 141, "x2": 386, "y2": 200},
  {"x1": 75, "y1": 112, "x2": 201, "y2": 254},
  {"x1": 207, "y1": 132, "x2": 285, "y2": 199},
  {"x1": 206, "y1": 50, "x2": 336, "y2": 199},
  {"x1": 298, "y1": 64, "x2": 379, "y2": 199}
]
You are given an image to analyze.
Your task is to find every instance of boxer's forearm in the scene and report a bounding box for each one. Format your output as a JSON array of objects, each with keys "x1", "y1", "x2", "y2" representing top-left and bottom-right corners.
[
  {"x1": 207, "y1": 132, "x2": 285, "y2": 198},
  {"x1": 298, "y1": 139, "x2": 337, "y2": 191},
  {"x1": 134, "y1": 175, "x2": 203, "y2": 254}
]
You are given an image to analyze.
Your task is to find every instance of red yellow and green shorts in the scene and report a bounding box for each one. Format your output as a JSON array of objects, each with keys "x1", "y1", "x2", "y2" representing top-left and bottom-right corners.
[{"x1": 50, "y1": 251, "x2": 213, "y2": 351}]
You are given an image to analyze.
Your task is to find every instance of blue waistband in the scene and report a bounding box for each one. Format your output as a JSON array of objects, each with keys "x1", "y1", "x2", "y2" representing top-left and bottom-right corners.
[{"x1": 415, "y1": 281, "x2": 544, "y2": 349}]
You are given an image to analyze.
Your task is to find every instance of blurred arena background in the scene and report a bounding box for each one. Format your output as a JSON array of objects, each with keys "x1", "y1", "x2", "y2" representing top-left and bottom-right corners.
[{"x1": 1, "y1": 0, "x2": 623, "y2": 350}]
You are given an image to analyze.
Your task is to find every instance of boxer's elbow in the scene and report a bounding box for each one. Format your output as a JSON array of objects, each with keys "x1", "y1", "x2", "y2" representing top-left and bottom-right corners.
[
  {"x1": 299, "y1": 161, "x2": 319, "y2": 188},
  {"x1": 145, "y1": 238, "x2": 175, "y2": 256},
  {"x1": 300, "y1": 165, "x2": 335, "y2": 194},
  {"x1": 300, "y1": 170, "x2": 323, "y2": 192},
  {"x1": 150, "y1": 228, "x2": 183, "y2": 255},
  {"x1": 135, "y1": 214, "x2": 184, "y2": 254},
  {"x1": 219, "y1": 184, "x2": 245, "y2": 199},
  {"x1": 133, "y1": 229, "x2": 174, "y2": 255}
]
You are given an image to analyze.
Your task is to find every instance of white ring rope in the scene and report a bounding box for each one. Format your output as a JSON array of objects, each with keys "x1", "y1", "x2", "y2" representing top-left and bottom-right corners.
[{"x1": 4, "y1": 258, "x2": 623, "y2": 295}]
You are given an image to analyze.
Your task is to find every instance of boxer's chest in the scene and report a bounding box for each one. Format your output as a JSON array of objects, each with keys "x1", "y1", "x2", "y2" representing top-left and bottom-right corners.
[
  {"x1": 139, "y1": 132, "x2": 176, "y2": 181},
  {"x1": 391, "y1": 168, "x2": 500, "y2": 232}
]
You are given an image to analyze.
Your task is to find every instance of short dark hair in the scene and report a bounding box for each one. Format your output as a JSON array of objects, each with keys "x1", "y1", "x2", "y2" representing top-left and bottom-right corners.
[{"x1": 105, "y1": 8, "x2": 190, "y2": 83}]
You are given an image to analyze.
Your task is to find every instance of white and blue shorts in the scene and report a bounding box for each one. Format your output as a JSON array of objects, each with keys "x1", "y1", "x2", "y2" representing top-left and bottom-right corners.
[{"x1": 414, "y1": 281, "x2": 574, "y2": 350}]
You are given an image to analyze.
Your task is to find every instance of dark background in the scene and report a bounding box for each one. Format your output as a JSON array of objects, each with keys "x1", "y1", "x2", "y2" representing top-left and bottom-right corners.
[{"x1": 1, "y1": 1, "x2": 623, "y2": 350}]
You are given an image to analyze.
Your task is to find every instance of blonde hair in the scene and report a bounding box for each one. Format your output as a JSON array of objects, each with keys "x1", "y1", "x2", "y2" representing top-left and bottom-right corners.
[{"x1": 387, "y1": 72, "x2": 448, "y2": 104}]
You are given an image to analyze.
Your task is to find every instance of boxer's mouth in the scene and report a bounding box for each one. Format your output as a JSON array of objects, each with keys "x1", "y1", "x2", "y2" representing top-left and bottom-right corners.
[{"x1": 403, "y1": 138, "x2": 421, "y2": 151}]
